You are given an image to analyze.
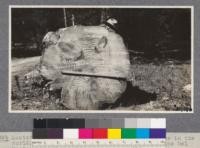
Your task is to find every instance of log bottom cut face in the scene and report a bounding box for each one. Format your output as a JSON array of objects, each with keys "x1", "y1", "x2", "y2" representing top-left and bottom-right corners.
[{"x1": 39, "y1": 25, "x2": 131, "y2": 109}]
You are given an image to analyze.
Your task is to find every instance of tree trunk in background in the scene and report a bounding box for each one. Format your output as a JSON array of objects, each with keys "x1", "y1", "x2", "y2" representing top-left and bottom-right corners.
[
  {"x1": 63, "y1": 8, "x2": 67, "y2": 27},
  {"x1": 100, "y1": 9, "x2": 107, "y2": 23},
  {"x1": 72, "y1": 14, "x2": 75, "y2": 26}
]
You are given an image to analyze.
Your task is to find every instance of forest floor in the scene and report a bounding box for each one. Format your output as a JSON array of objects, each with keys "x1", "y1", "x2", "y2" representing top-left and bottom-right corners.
[{"x1": 11, "y1": 56, "x2": 192, "y2": 112}]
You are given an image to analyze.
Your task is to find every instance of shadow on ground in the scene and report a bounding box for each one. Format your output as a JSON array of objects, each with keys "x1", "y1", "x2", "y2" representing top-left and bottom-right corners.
[{"x1": 100, "y1": 81, "x2": 157, "y2": 109}]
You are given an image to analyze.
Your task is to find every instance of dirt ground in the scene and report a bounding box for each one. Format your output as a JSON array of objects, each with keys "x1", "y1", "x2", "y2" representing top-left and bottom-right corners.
[{"x1": 11, "y1": 56, "x2": 192, "y2": 111}]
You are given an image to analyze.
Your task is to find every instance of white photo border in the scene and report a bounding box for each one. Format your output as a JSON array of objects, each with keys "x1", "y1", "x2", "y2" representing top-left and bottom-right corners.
[{"x1": 8, "y1": 5, "x2": 194, "y2": 113}]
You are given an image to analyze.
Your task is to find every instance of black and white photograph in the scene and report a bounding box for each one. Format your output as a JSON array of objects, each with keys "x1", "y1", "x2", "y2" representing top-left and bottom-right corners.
[{"x1": 9, "y1": 6, "x2": 193, "y2": 112}]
